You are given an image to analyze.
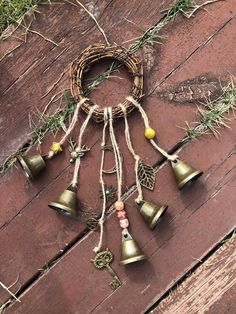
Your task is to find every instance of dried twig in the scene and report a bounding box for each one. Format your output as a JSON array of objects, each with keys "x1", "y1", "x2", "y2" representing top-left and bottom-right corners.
[
  {"x1": 75, "y1": 0, "x2": 109, "y2": 45},
  {"x1": 0, "y1": 280, "x2": 20, "y2": 303}
]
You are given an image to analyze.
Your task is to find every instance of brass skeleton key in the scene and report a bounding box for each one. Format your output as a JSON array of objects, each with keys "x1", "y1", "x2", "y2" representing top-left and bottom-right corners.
[{"x1": 91, "y1": 249, "x2": 122, "y2": 290}]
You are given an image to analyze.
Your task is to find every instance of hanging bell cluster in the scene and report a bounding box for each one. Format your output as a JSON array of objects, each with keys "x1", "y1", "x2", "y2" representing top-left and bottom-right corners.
[
  {"x1": 15, "y1": 49, "x2": 204, "y2": 277},
  {"x1": 16, "y1": 142, "x2": 81, "y2": 218}
]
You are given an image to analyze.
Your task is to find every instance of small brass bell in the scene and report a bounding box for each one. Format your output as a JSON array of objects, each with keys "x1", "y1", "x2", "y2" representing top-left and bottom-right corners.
[
  {"x1": 120, "y1": 229, "x2": 146, "y2": 265},
  {"x1": 171, "y1": 159, "x2": 203, "y2": 190},
  {"x1": 17, "y1": 154, "x2": 46, "y2": 179},
  {"x1": 137, "y1": 200, "x2": 168, "y2": 230},
  {"x1": 48, "y1": 186, "x2": 78, "y2": 218}
]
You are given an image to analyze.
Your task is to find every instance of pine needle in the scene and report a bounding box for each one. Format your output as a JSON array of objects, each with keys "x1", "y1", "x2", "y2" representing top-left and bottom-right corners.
[{"x1": 184, "y1": 77, "x2": 236, "y2": 141}]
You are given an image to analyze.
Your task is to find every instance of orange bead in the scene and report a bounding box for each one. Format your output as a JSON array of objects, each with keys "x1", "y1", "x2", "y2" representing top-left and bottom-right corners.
[{"x1": 115, "y1": 201, "x2": 125, "y2": 211}]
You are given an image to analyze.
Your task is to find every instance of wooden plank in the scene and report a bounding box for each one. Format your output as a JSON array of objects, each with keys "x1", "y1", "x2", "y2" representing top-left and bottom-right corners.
[
  {"x1": 0, "y1": 0, "x2": 235, "y2": 308},
  {"x1": 153, "y1": 236, "x2": 236, "y2": 314}
]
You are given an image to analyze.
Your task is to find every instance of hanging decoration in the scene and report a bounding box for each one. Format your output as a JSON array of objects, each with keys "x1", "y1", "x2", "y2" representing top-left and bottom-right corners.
[{"x1": 17, "y1": 43, "x2": 203, "y2": 290}]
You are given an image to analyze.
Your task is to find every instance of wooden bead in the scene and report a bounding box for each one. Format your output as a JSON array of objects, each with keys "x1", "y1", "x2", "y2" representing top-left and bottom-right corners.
[
  {"x1": 115, "y1": 201, "x2": 125, "y2": 211},
  {"x1": 144, "y1": 128, "x2": 156, "y2": 139},
  {"x1": 51, "y1": 142, "x2": 63, "y2": 154},
  {"x1": 119, "y1": 218, "x2": 129, "y2": 229},
  {"x1": 117, "y1": 210, "x2": 127, "y2": 220}
]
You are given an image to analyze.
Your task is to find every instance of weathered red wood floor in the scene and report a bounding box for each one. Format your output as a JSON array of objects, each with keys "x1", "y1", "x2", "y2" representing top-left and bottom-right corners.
[{"x1": 0, "y1": 0, "x2": 236, "y2": 313}]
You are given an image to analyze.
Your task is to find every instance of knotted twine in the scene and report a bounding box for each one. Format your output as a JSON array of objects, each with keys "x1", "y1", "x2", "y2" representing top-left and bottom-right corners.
[
  {"x1": 93, "y1": 107, "x2": 123, "y2": 252},
  {"x1": 93, "y1": 108, "x2": 109, "y2": 253},
  {"x1": 47, "y1": 98, "x2": 88, "y2": 159},
  {"x1": 71, "y1": 105, "x2": 98, "y2": 187},
  {"x1": 119, "y1": 104, "x2": 143, "y2": 204}
]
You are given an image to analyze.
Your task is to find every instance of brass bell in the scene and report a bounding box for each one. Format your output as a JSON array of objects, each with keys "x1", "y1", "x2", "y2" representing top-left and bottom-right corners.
[
  {"x1": 48, "y1": 186, "x2": 78, "y2": 218},
  {"x1": 137, "y1": 200, "x2": 168, "y2": 230},
  {"x1": 17, "y1": 154, "x2": 46, "y2": 179},
  {"x1": 120, "y1": 229, "x2": 146, "y2": 265},
  {"x1": 171, "y1": 159, "x2": 203, "y2": 190}
]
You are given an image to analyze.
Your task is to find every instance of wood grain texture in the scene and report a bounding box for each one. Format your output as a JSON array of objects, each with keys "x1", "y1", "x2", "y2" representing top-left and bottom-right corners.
[
  {"x1": 0, "y1": 0, "x2": 236, "y2": 312},
  {"x1": 153, "y1": 236, "x2": 236, "y2": 314}
]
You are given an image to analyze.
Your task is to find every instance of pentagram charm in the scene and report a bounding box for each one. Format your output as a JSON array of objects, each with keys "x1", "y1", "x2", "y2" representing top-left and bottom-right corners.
[
  {"x1": 86, "y1": 218, "x2": 99, "y2": 231},
  {"x1": 91, "y1": 249, "x2": 122, "y2": 290}
]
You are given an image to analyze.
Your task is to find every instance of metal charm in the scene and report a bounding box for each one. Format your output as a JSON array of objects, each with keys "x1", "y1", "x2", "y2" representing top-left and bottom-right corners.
[
  {"x1": 101, "y1": 145, "x2": 123, "y2": 174},
  {"x1": 138, "y1": 159, "x2": 155, "y2": 190},
  {"x1": 99, "y1": 184, "x2": 117, "y2": 201},
  {"x1": 101, "y1": 145, "x2": 116, "y2": 174},
  {"x1": 91, "y1": 249, "x2": 122, "y2": 290},
  {"x1": 86, "y1": 217, "x2": 99, "y2": 231},
  {"x1": 69, "y1": 139, "x2": 90, "y2": 163}
]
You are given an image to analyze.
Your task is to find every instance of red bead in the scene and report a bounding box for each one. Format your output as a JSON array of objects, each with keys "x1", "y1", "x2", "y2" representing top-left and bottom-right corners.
[
  {"x1": 117, "y1": 210, "x2": 127, "y2": 220},
  {"x1": 115, "y1": 201, "x2": 125, "y2": 211}
]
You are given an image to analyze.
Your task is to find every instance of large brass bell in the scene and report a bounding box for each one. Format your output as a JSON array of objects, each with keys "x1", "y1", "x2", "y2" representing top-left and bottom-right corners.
[
  {"x1": 120, "y1": 229, "x2": 146, "y2": 265},
  {"x1": 48, "y1": 186, "x2": 78, "y2": 218},
  {"x1": 171, "y1": 159, "x2": 203, "y2": 190},
  {"x1": 137, "y1": 200, "x2": 168, "y2": 230},
  {"x1": 17, "y1": 154, "x2": 46, "y2": 179}
]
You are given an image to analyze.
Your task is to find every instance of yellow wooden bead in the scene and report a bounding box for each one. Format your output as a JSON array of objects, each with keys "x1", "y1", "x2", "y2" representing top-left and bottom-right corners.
[
  {"x1": 51, "y1": 142, "x2": 63, "y2": 154},
  {"x1": 144, "y1": 128, "x2": 156, "y2": 139}
]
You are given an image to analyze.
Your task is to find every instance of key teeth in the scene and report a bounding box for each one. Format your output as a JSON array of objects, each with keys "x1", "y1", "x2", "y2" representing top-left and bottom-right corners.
[{"x1": 109, "y1": 277, "x2": 122, "y2": 290}]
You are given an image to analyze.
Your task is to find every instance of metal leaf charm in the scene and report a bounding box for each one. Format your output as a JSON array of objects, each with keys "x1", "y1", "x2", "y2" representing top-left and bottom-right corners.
[{"x1": 138, "y1": 159, "x2": 155, "y2": 190}]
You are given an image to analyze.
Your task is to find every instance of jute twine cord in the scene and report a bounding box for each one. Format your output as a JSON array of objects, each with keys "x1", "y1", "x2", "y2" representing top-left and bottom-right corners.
[
  {"x1": 108, "y1": 107, "x2": 123, "y2": 201},
  {"x1": 59, "y1": 98, "x2": 88, "y2": 146},
  {"x1": 119, "y1": 104, "x2": 143, "y2": 203},
  {"x1": 70, "y1": 44, "x2": 144, "y2": 122},
  {"x1": 47, "y1": 98, "x2": 88, "y2": 159},
  {"x1": 126, "y1": 96, "x2": 178, "y2": 161},
  {"x1": 71, "y1": 105, "x2": 98, "y2": 187},
  {"x1": 93, "y1": 108, "x2": 109, "y2": 253}
]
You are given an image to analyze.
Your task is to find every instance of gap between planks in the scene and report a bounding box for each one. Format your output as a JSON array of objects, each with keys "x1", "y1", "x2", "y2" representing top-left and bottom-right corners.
[{"x1": 147, "y1": 228, "x2": 236, "y2": 314}]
